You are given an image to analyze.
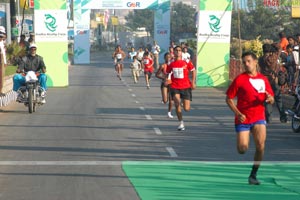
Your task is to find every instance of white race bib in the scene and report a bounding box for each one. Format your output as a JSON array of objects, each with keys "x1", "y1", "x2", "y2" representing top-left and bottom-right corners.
[
  {"x1": 116, "y1": 53, "x2": 122, "y2": 59},
  {"x1": 173, "y1": 68, "x2": 184, "y2": 79},
  {"x1": 249, "y1": 78, "x2": 266, "y2": 93}
]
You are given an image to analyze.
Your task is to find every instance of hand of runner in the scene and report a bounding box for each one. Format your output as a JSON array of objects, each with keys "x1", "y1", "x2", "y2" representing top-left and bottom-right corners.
[
  {"x1": 237, "y1": 113, "x2": 246, "y2": 123},
  {"x1": 191, "y1": 82, "x2": 196, "y2": 90},
  {"x1": 265, "y1": 91, "x2": 274, "y2": 104}
]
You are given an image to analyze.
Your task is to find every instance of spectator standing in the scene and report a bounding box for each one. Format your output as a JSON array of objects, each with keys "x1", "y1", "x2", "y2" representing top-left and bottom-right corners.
[
  {"x1": 151, "y1": 41, "x2": 160, "y2": 71},
  {"x1": 258, "y1": 43, "x2": 287, "y2": 123},
  {"x1": 279, "y1": 31, "x2": 289, "y2": 53}
]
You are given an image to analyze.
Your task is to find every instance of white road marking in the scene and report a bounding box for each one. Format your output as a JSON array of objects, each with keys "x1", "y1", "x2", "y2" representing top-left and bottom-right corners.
[
  {"x1": 139, "y1": 107, "x2": 145, "y2": 111},
  {"x1": 0, "y1": 161, "x2": 123, "y2": 165},
  {"x1": 166, "y1": 147, "x2": 178, "y2": 157},
  {"x1": 145, "y1": 115, "x2": 152, "y2": 120},
  {"x1": 131, "y1": 94, "x2": 136, "y2": 97},
  {"x1": 154, "y1": 127, "x2": 162, "y2": 135}
]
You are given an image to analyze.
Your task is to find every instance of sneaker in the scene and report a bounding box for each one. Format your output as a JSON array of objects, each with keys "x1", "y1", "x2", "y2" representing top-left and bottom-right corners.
[
  {"x1": 40, "y1": 98, "x2": 46, "y2": 104},
  {"x1": 177, "y1": 123, "x2": 185, "y2": 131},
  {"x1": 41, "y1": 91, "x2": 46, "y2": 98},
  {"x1": 147, "y1": 85, "x2": 150, "y2": 89},
  {"x1": 168, "y1": 112, "x2": 174, "y2": 119},
  {"x1": 248, "y1": 175, "x2": 260, "y2": 185}
]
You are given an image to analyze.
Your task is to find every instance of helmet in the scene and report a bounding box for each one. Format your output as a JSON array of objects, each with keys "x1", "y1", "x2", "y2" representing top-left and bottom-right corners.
[{"x1": 29, "y1": 43, "x2": 37, "y2": 49}]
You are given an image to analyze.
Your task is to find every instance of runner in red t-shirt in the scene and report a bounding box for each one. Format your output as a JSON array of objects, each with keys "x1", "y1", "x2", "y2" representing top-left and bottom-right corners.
[
  {"x1": 142, "y1": 51, "x2": 154, "y2": 89},
  {"x1": 165, "y1": 46, "x2": 196, "y2": 131},
  {"x1": 226, "y1": 51, "x2": 274, "y2": 185}
]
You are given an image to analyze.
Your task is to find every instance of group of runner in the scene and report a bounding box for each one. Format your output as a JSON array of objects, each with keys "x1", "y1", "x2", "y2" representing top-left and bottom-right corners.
[
  {"x1": 111, "y1": 42, "x2": 196, "y2": 131},
  {"x1": 113, "y1": 42, "x2": 271, "y2": 185}
]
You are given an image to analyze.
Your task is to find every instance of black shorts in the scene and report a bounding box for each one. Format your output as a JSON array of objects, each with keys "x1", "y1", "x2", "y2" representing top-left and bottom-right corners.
[
  {"x1": 160, "y1": 82, "x2": 170, "y2": 89},
  {"x1": 170, "y1": 88, "x2": 192, "y2": 101},
  {"x1": 144, "y1": 71, "x2": 152, "y2": 79}
]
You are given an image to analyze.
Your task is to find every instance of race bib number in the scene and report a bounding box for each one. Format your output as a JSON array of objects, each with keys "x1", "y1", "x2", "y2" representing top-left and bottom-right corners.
[
  {"x1": 173, "y1": 68, "x2": 184, "y2": 79},
  {"x1": 249, "y1": 78, "x2": 266, "y2": 93},
  {"x1": 116, "y1": 54, "x2": 122, "y2": 59},
  {"x1": 143, "y1": 59, "x2": 149, "y2": 65}
]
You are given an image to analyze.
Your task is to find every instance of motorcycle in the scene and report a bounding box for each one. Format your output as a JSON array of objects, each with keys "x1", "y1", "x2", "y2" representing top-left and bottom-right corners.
[
  {"x1": 285, "y1": 85, "x2": 300, "y2": 132},
  {"x1": 16, "y1": 71, "x2": 46, "y2": 113}
]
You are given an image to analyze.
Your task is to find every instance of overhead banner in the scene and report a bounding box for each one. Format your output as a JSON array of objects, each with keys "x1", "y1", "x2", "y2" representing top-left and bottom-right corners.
[
  {"x1": 34, "y1": 0, "x2": 68, "y2": 87},
  {"x1": 154, "y1": 0, "x2": 170, "y2": 63},
  {"x1": 196, "y1": 0, "x2": 233, "y2": 87},
  {"x1": 81, "y1": 0, "x2": 159, "y2": 9},
  {"x1": 73, "y1": 0, "x2": 169, "y2": 65}
]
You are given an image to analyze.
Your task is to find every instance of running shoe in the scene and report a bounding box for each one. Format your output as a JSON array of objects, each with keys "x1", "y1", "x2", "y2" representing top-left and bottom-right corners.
[
  {"x1": 168, "y1": 112, "x2": 174, "y2": 119},
  {"x1": 177, "y1": 123, "x2": 185, "y2": 131},
  {"x1": 248, "y1": 175, "x2": 260, "y2": 185},
  {"x1": 147, "y1": 84, "x2": 150, "y2": 89}
]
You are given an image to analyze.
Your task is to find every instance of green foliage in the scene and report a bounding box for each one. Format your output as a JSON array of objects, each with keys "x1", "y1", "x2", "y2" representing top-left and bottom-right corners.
[
  {"x1": 6, "y1": 42, "x2": 26, "y2": 65},
  {"x1": 125, "y1": 10, "x2": 154, "y2": 36},
  {"x1": 171, "y1": 2, "x2": 197, "y2": 41},
  {"x1": 243, "y1": 36, "x2": 263, "y2": 57},
  {"x1": 231, "y1": 0, "x2": 299, "y2": 41},
  {"x1": 231, "y1": 36, "x2": 274, "y2": 59},
  {"x1": 5, "y1": 65, "x2": 17, "y2": 76}
]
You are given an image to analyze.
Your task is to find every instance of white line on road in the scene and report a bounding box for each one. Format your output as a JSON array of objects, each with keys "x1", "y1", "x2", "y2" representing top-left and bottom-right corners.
[
  {"x1": 145, "y1": 115, "x2": 152, "y2": 120},
  {"x1": 139, "y1": 107, "x2": 145, "y2": 111},
  {"x1": 166, "y1": 147, "x2": 178, "y2": 157},
  {"x1": 154, "y1": 127, "x2": 162, "y2": 135},
  {"x1": 0, "y1": 161, "x2": 124, "y2": 165}
]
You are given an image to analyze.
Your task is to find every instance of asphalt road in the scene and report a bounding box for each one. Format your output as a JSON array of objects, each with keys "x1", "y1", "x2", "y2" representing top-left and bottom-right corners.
[{"x1": 0, "y1": 51, "x2": 299, "y2": 199}]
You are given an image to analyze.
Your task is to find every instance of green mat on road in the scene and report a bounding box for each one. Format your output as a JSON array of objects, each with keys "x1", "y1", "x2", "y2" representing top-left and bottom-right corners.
[{"x1": 122, "y1": 161, "x2": 300, "y2": 200}]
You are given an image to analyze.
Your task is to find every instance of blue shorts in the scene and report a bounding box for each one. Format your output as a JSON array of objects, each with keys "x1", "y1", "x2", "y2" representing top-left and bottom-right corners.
[{"x1": 235, "y1": 120, "x2": 266, "y2": 132}]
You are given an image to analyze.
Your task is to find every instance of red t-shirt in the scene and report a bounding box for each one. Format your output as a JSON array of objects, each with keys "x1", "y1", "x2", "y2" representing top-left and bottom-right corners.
[
  {"x1": 226, "y1": 72, "x2": 274, "y2": 124},
  {"x1": 143, "y1": 57, "x2": 154, "y2": 73},
  {"x1": 166, "y1": 59, "x2": 195, "y2": 89}
]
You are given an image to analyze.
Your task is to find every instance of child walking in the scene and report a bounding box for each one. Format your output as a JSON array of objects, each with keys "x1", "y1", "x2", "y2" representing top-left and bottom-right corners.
[{"x1": 130, "y1": 56, "x2": 141, "y2": 84}]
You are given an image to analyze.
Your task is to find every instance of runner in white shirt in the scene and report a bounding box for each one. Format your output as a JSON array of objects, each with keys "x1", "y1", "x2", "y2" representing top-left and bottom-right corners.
[{"x1": 182, "y1": 47, "x2": 191, "y2": 63}]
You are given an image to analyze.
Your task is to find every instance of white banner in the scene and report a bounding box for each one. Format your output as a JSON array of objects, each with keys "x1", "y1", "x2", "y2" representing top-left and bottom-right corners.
[
  {"x1": 35, "y1": 10, "x2": 67, "y2": 42},
  {"x1": 198, "y1": 11, "x2": 232, "y2": 44},
  {"x1": 82, "y1": 0, "x2": 158, "y2": 9}
]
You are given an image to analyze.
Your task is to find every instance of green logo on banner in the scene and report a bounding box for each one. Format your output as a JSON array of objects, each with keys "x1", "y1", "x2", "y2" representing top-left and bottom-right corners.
[
  {"x1": 44, "y1": 14, "x2": 57, "y2": 32},
  {"x1": 208, "y1": 15, "x2": 221, "y2": 33}
]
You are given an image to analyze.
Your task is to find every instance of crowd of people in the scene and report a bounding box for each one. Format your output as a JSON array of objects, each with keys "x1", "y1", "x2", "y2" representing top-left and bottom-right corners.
[{"x1": 111, "y1": 40, "x2": 196, "y2": 131}]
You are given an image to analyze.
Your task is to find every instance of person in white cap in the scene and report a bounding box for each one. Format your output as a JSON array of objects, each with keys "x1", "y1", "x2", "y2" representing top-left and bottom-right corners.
[
  {"x1": 13, "y1": 43, "x2": 47, "y2": 104},
  {"x1": 0, "y1": 26, "x2": 7, "y2": 66}
]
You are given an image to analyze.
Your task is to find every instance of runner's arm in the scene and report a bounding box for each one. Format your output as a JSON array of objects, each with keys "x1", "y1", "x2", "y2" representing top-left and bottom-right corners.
[{"x1": 226, "y1": 96, "x2": 246, "y2": 123}]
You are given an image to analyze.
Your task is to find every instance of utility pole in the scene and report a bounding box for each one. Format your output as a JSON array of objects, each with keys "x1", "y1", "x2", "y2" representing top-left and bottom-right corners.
[{"x1": 237, "y1": 0, "x2": 242, "y2": 60}]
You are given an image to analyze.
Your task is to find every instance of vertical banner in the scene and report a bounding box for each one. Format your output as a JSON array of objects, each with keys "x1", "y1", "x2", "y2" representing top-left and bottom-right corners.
[
  {"x1": 196, "y1": 0, "x2": 232, "y2": 87},
  {"x1": 154, "y1": 0, "x2": 170, "y2": 63},
  {"x1": 34, "y1": 0, "x2": 68, "y2": 87},
  {"x1": 73, "y1": 0, "x2": 90, "y2": 64}
]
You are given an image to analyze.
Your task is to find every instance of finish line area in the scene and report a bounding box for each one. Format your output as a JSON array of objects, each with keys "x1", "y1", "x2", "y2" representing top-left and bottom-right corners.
[{"x1": 122, "y1": 161, "x2": 300, "y2": 200}]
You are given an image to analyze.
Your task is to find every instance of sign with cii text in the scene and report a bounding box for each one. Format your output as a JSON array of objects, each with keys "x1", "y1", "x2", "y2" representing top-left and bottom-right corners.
[
  {"x1": 198, "y1": 11, "x2": 231, "y2": 43},
  {"x1": 34, "y1": 10, "x2": 67, "y2": 42}
]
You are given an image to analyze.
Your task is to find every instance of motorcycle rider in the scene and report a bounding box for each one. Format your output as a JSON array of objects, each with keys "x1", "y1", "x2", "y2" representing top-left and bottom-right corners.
[{"x1": 13, "y1": 43, "x2": 47, "y2": 104}]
